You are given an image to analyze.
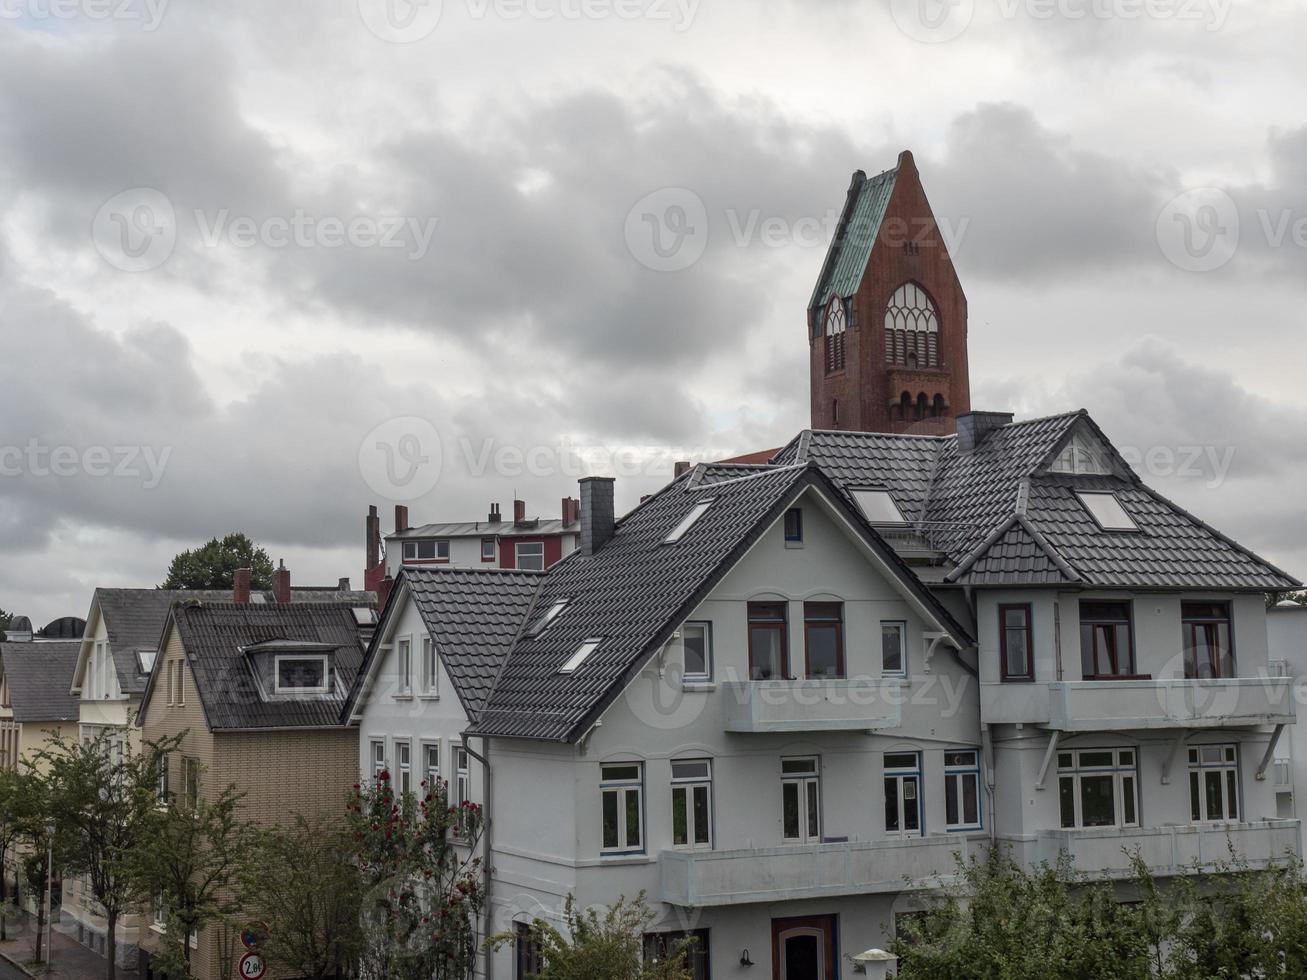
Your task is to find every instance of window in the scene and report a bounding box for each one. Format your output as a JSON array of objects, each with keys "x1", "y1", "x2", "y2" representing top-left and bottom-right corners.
[
  {"x1": 182, "y1": 757, "x2": 200, "y2": 808},
  {"x1": 1057, "y1": 749, "x2": 1139, "y2": 829},
  {"x1": 420, "y1": 636, "x2": 438, "y2": 696},
  {"x1": 1183, "y1": 602, "x2": 1234, "y2": 679},
  {"x1": 526, "y1": 599, "x2": 569, "y2": 638},
  {"x1": 454, "y1": 743, "x2": 471, "y2": 837},
  {"x1": 1079, "y1": 601, "x2": 1136, "y2": 678},
  {"x1": 1189, "y1": 745, "x2": 1239, "y2": 822},
  {"x1": 804, "y1": 603, "x2": 844, "y2": 679},
  {"x1": 397, "y1": 741, "x2": 412, "y2": 795},
  {"x1": 665, "y1": 499, "x2": 714, "y2": 543},
  {"x1": 559, "y1": 638, "x2": 601, "y2": 674},
  {"x1": 157, "y1": 753, "x2": 170, "y2": 804},
  {"x1": 1077, "y1": 492, "x2": 1139, "y2": 532},
  {"x1": 514, "y1": 921, "x2": 544, "y2": 979},
  {"x1": 643, "y1": 930, "x2": 710, "y2": 980},
  {"x1": 781, "y1": 757, "x2": 820, "y2": 843},
  {"x1": 177, "y1": 662, "x2": 186, "y2": 705},
  {"x1": 882, "y1": 621, "x2": 907, "y2": 677},
  {"x1": 600, "y1": 763, "x2": 644, "y2": 854},
  {"x1": 824, "y1": 296, "x2": 846, "y2": 373},
  {"x1": 1050, "y1": 433, "x2": 1111, "y2": 475},
  {"x1": 481, "y1": 537, "x2": 496, "y2": 562},
  {"x1": 884, "y1": 282, "x2": 940, "y2": 368},
  {"x1": 422, "y1": 741, "x2": 440, "y2": 790},
  {"x1": 944, "y1": 750, "x2": 982, "y2": 831},
  {"x1": 371, "y1": 739, "x2": 386, "y2": 780},
  {"x1": 671, "y1": 759, "x2": 712, "y2": 849},
  {"x1": 397, "y1": 638, "x2": 412, "y2": 694},
  {"x1": 676, "y1": 622, "x2": 712, "y2": 682},
  {"x1": 747, "y1": 602, "x2": 788, "y2": 680},
  {"x1": 402, "y1": 539, "x2": 450, "y2": 561},
  {"x1": 884, "y1": 752, "x2": 922, "y2": 837},
  {"x1": 853, "y1": 489, "x2": 908, "y2": 525},
  {"x1": 274, "y1": 654, "x2": 329, "y2": 694},
  {"x1": 784, "y1": 507, "x2": 803, "y2": 545},
  {"x1": 516, "y1": 541, "x2": 545, "y2": 571},
  {"x1": 152, "y1": 893, "x2": 167, "y2": 930},
  {"x1": 999, "y1": 604, "x2": 1034, "y2": 681}
]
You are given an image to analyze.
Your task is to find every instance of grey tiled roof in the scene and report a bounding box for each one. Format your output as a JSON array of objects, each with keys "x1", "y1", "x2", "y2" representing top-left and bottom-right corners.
[
  {"x1": 392, "y1": 520, "x2": 576, "y2": 539},
  {"x1": 152, "y1": 601, "x2": 374, "y2": 730},
  {"x1": 1, "y1": 641, "x2": 81, "y2": 723},
  {"x1": 470, "y1": 463, "x2": 971, "y2": 742}
]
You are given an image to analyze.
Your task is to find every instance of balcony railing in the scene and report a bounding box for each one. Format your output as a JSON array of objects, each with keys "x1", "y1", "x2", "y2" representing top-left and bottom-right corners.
[
  {"x1": 720, "y1": 679, "x2": 903, "y2": 733},
  {"x1": 1006, "y1": 819, "x2": 1300, "y2": 879},
  {"x1": 659, "y1": 834, "x2": 986, "y2": 906}
]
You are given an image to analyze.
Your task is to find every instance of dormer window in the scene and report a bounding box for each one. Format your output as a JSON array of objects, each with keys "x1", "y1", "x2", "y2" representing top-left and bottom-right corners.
[{"x1": 274, "y1": 654, "x2": 330, "y2": 695}]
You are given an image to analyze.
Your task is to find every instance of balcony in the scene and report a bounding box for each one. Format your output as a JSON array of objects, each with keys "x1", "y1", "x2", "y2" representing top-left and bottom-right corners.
[
  {"x1": 1009, "y1": 819, "x2": 1300, "y2": 880},
  {"x1": 659, "y1": 834, "x2": 986, "y2": 906},
  {"x1": 982, "y1": 677, "x2": 1295, "y2": 730},
  {"x1": 720, "y1": 679, "x2": 903, "y2": 734}
]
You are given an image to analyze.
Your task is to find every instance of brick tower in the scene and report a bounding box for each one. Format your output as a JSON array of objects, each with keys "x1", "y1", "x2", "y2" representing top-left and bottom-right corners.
[{"x1": 808, "y1": 151, "x2": 971, "y2": 434}]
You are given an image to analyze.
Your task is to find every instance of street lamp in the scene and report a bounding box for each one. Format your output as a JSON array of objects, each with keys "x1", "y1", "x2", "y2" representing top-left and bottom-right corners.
[{"x1": 43, "y1": 818, "x2": 54, "y2": 975}]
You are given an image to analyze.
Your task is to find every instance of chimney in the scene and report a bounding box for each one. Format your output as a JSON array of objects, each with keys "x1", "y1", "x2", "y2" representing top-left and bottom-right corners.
[
  {"x1": 395, "y1": 504, "x2": 409, "y2": 533},
  {"x1": 956, "y1": 411, "x2": 1015, "y2": 453},
  {"x1": 233, "y1": 568, "x2": 251, "y2": 605},
  {"x1": 579, "y1": 477, "x2": 616, "y2": 556},
  {"x1": 337, "y1": 577, "x2": 351, "y2": 592},
  {"x1": 377, "y1": 573, "x2": 396, "y2": 611},
  {"x1": 488, "y1": 503, "x2": 502, "y2": 524},
  {"x1": 366, "y1": 505, "x2": 380, "y2": 570},
  {"x1": 273, "y1": 560, "x2": 291, "y2": 604},
  {"x1": 514, "y1": 499, "x2": 527, "y2": 524},
  {"x1": 560, "y1": 496, "x2": 578, "y2": 526},
  {"x1": 674, "y1": 460, "x2": 691, "y2": 479}
]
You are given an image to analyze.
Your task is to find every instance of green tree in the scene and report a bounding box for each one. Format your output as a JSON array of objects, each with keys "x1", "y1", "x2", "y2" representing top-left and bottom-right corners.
[
  {"x1": 347, "y1": 770, "x2": 485, "y2": 980},
  {"x1": 160, "y1": 533, "x2": 274, "y2": 590},
  {"x1": 0, "y1": 607, "x2": 11, "y2": 641},
  {"x1": 16, "y1": 766, "x2": 76, "y2": 967},
  {"x1": 243, "y1": 814, "x2": 363, "y2": 979},
  {"x1": 131, "y1": 778, "x2": 257, "y2": 979},
  {"x1": 35, "y1": 730, "x2": 179, "y2": 980},
  {"x1": 0, "y1": 766, "x2": 41, "y2": 941},
  {"x1": 489, "y1": 892, "x2": 692, "y2": 980}
]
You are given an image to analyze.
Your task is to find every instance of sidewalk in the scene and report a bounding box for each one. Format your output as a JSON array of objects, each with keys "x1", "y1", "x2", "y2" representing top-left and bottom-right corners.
[{"x1": 0, "y1": 908, "x2": 140, "y2": 980}]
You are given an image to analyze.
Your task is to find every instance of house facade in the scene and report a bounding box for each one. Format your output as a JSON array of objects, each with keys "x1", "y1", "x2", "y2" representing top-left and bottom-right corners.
[{"x1": 1266, "y1": 600, "x2": 1307, "y2": 845}]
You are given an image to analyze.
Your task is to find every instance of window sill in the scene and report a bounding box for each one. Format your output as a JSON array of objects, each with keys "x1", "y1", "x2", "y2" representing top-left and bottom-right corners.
[
  {"x1": 418, "y1": 693, "x2": 440, "y2": 701},
  {"x1": 393, "y1": 694, "x2": 415, "y2": 701},
  {"x1": 598, "y1": 852, "x2": 652, "y2": 865},
  {"x1": 682, "y1": 680, "x2": 715, "y2": 692},
  {"x1": 1082, "y1": 674, "x2": 1153, "y2": 682}
]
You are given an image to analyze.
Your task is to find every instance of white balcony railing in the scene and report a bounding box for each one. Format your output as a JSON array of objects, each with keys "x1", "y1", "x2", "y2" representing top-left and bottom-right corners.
[{"x1": 720, "y1": 679, "x2": 903, "y2": 733}]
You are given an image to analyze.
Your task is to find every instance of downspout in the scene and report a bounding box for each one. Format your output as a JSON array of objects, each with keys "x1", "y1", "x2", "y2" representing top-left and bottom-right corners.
[
  {"x1": 463, "y1": 734, "x2": 494, "y2": 980},
  {"x1": 966, "y1": 586, "x2": 998, "y2": 848}
]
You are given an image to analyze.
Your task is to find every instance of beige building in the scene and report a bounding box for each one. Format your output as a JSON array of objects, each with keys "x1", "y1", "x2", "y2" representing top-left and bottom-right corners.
[{"x1": 136, "y1": 596, "x2": 374, "y2": 980}]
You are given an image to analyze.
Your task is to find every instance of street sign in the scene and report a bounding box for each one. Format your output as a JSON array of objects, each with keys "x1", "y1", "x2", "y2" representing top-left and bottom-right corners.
[
  {"x1": 238, "y1": 952, "x2": 267, "y2": 979},
  {"x1": 241, "y1": 923, "x2": 268, "y2": 950}
]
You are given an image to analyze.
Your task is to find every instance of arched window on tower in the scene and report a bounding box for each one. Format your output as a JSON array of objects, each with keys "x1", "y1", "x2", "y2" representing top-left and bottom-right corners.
[
  {"x1": 884, "y1": 283, "x2": 940, "y2": 369},
  {"x1": 932, "y1": 394, "x2": 946, "y2": 418},
  {"x1": 916, "y1": 392, "x2": 929, "y2": 420},
  {"x1": 824, "y1": 297, "x2": 847, "y2": 373}
]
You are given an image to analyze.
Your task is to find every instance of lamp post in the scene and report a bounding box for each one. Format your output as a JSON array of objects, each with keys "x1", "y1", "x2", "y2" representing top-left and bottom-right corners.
[{"x1": 43, "y1": 818, "x2": 54, "y2": 975}]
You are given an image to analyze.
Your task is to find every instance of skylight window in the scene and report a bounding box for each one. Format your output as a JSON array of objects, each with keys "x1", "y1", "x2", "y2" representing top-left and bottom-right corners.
[
  {"x1": 664, "y1": 499, "x2": 715, "y2": 543},
  {"x1": 1077, "y1": 492, "x2": 1139, "y2": 532},
  {"x1": 559, "y1": 638, "x2": 602, "y2": 675},
  {"x1": 852, "y1": 489, "x2": 908, "y2": 525},
  {"x1": 136, "y1": 650, "x2": 157, "y2": 675},
  {"x1": 527, "y1": 599, "x2": 569, "y2": 638}
]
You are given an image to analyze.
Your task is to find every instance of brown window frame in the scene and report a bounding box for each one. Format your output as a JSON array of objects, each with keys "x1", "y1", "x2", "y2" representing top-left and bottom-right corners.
[
  {"x1": 1182, "y1": 601, "x2": 1235, "y2": 679},
  {"x1": 1079, "y1": 600, "x2": 1145, "y2": 680},
  {"x1": 999, "y1": 604, "x2": 1034, "y2": 682},
  {"x1": 747, "y1": 602, "x2": 789, "y2": 681},
  {"x1": 803, "y1": 602, "x2": 845, "y2": 680}
]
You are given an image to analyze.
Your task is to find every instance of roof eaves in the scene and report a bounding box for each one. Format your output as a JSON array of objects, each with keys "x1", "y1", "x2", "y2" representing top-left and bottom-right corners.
[{"x1": 345, "y1": 574, "x2": 412, "y2": 722}]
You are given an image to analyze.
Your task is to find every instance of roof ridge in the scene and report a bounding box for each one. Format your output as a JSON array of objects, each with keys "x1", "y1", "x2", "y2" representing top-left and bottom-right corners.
[{"x1": 692, "y1": 462, "x2": 807, "y2": 490}]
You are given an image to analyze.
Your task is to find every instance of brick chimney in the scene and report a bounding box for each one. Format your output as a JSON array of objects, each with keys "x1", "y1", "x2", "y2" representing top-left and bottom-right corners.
[
  {"x1": 366, "y1": 505, "x2": 380, "y2": 570},
  {"x1": 233, "y1": 567, "x2": 251, "y2": 605},
  {"x1": 513, "y1": 499, "x2": 527, "y2": 524},
  {"x1": 488, "y1": 503, "x2": 502, "y2": 524},
  {"x1": 579, "y1": 477, "x2": 615, "y2": 556},
  {"x1": 377, "y1": 573, "x2": 396, "y2": 611},
  {"x1": 273, "y1": 560, "x2": 291, "y2": 604},
  {"x1": 561, "y1": 496, "x2": 580, "y2": 526},
  {"x1": 956, "y1": 411, "x2": 1015, "y2": 453},
  {"x1": 395, "y1": 504, "x2": 409, "y2": 533},
  {"x1": 674, "y1": 460, "x2": 691, "y2": 478}
]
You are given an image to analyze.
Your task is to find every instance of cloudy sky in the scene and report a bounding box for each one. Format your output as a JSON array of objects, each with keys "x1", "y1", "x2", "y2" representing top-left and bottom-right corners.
[{"x1": 1, "y1": 0, "x2": 1304, "y2": 624}]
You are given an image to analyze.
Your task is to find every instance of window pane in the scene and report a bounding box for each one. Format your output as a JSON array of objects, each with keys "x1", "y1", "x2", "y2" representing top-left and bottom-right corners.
[
  {"x1": 1227, "y1": 770, "x2": 1238, "y2": 820},
  {"x1": 602, "y1": 765, "x2": 640, "y2": 781},
  {"x1": 903, "y1": 778, "x2": 919, "y2": 831},
  {"x1": 806, "y1": 781, "x2": 820, "y2": 838},
  {"x1": 806, "y1": 624, "x2": 842, "y2": 678},
  {"x1": 693, "y1": 786, "x2": 710, "y2": 844},
  {"x1": 672, "y1": 787, "x2": 687, "y2": 846},
  {"x1": 885, "y1": 753, "x2": 917, "y2": 770},
  {"x1": 602, "y1": 791, "x2": 618, "y2": 849},
  {"x1": 751, "y1": 625, "x2": 785, "y2": 680},
  {"x1": 945, "y1": 751, "x2": 976, "y2": 767},
  {"x1": 1122, "y1": 776, "x2": 1136, "y2": 825},
  {"x1": 885, "y1": 778, "x2": 900, "y2": 832},
  {"x1": 1190, "y1": 771, "x2": 1202, "y2": 821},
  {"x1": 782, "y1": 758, "x2": 817, "y2": 775},
  {"x1": 682, "y1": 625, "x2": 708, "y2": 677},
  {"x1": 1059, "y1": 777, "x2": 1076, "y2": 828},
  {"x1": 1079, "y1": 751, "x2": 1115, "y2": 768},
  {"x1": 782, "y1": 782, "x2": 799, "y2": 838},
  {"x1": 1205, "y1": 771, "x2": 1224, "y2": 820},
  {"x1": 625, "y1": 789, "x2": 641, "y2": 848},
  {"x1": 1080, "y1": 775, "x2": 1116, "y2": 827},
  {"x1": 945, "y1": 774, "x2": 959, "y2": 826},
  {"x1": 882, "y1": 624, "x2": 904, "y2": 674},
  {"x1": 963, "y1": 773, "x2": 979, "y2": 825}
]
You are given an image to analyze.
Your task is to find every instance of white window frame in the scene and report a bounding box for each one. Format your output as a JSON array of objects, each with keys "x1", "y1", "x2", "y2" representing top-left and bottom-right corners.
[
  {"x1": 527, "y1": 599, "x2": 569, "y2": 638},
  {"x1": 515, "y1": 541, "x2": 546, "y2": 571},
  {"x1": 396, "y1": 740, "x2": 412, "y2": 796},
  {"x1": 1189, "y1": 744, "x2": 1240, "y2": 823},
  {"x1": 453, "y1": 742, "x2": 471, "y2": 839},
  {"x1": 396, "y1": 637, "x2": 413, "y2": 696},
  {"x1": 1057, "y1": 748, "x2": 1139, "y2": 829},
  {"x1": 671, "y1": 759, "x2": 713, "y2": 850},
  {"x1": 422, "y1": 740, "x2": 441, "y2": 792},
  {"x1": 944, "y1": 750, "x2": 982, "y2": 831},
  {"x1": 884, "y1": 752, "x2": 923, "y2": 838},
  {"x1": 600, "y1": 762, "x2": 645, "y2": 855},
  {"x1": 370, "y1": 739, "x2": 387, "y2": 780},
  {"x1": 781, "y1": 757, "x2": 821, "y2": 844},
  {"x1": 273, "y1": 654, "x2": 330, "y2": 695},
  {"x1": 481, "y1": 537, "x2": 496, "y2": 561},
  {"x1": 560, "y1": 638, "x2": 601, "y2": 674},
  {"x1": 1076, "y1": 491, "x2": 1139, "y2": 532},
  {"x1": 664, "y1": 499, "x2": 715, "y2": 544},
  {"x1": 853, "y1": 488, "x2": 908, "y2": 525},
  {"x1": 881, "y1": 621, "x2": 907, "y2": 678},
  {"x1": 675, "y1": 622, "x2": 712, "y2": 683},
  {"x1": 420, "y1": 636, "x2": 438, "y2": 697},
  {"x1": 403, "y1": 539, "x2": 451, "y2": 562}
]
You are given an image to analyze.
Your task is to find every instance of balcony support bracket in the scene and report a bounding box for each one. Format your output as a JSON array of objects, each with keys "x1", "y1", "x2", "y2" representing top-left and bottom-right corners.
[
  {"x1": 1161, "y1": 732, "x2": 1189, "y2": 785},
  {"x1": 1256, "y1": 724, "x2": 1286, "y2": 781},
  {"x1": 1035, "y1": 731, "x2": 1060, "y2": 790}
]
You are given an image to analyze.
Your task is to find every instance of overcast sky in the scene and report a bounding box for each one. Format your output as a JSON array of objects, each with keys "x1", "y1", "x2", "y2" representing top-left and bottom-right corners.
[{"x1": 1, "y1": 0, "x2": 1304, "y2": 624}]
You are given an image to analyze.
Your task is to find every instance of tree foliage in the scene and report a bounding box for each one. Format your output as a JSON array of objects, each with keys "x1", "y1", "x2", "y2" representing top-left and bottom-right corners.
[
  {"x1": 0, "y1": 766, "x2": 41, "y2": 942},
  {"x1": 160, "y1": 532, "x2": 274, "y2": 590}
]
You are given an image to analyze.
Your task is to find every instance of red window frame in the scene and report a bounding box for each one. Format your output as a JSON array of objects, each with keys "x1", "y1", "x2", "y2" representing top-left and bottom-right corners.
[
  {"x1": 1182, "y1": 602, "x2": 1235, "y2": 679},
  {"x1": 747, "y1": 602, "x2": 789, "y2": 681},
  {"x1": 999, "y1": 603, "x2": 1034, "y2": 681},
  {"x1": 1079, "y1": 601, "x2": 1145, "y2": 680}
]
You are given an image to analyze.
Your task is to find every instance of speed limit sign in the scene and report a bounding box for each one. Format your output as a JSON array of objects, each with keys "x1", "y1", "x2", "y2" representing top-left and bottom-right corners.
[{"x1": 238, "y1": 952, "x2": 267, "y2": 979}]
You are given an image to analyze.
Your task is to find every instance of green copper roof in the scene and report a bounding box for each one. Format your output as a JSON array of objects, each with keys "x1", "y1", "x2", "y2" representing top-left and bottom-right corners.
[{"x1": 808, "y1": 165, "x2": 898, "y2": 312}]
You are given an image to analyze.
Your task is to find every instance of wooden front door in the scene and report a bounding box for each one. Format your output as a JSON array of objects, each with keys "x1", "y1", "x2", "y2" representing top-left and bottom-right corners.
[{"x1": 772, "y1": 915, "x2": 837, "y2": 980}]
